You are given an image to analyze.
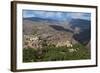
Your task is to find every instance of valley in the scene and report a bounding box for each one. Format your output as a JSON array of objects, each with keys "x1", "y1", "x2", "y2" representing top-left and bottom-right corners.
[{"x1": 23, "y1": 17, "x2": 91, "y2": 62}]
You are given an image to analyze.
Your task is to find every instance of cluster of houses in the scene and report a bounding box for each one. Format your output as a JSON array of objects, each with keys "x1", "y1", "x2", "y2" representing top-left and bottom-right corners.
[
  {"x1": 23, "y1": 35, "x2": 42, "y2": 50},
  {"x1": 56, "y1": 41, "x2": 73, "y2": 47},
  {"x1": 23, "y1": 34, "x2": 73, "y2": 50}
]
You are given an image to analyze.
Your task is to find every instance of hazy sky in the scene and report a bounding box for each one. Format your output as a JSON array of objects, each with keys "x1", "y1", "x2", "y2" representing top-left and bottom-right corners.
[{"x1": 23, "y1": 10, "x2": 91, "y2": 21}]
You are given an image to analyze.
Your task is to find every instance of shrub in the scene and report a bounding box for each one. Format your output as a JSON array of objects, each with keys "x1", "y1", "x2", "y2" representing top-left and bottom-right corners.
[{"x1": 23, "y1": 48, "x2": 36, "y2": 62}]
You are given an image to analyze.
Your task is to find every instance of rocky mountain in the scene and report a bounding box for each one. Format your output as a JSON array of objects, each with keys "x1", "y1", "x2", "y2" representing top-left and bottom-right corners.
[
  {"x1": 23, "y1": 17, "x2": 91, "y2": 48},
  {"x1": 69, "y1": 19, "x2": 91, "y2": 45}
]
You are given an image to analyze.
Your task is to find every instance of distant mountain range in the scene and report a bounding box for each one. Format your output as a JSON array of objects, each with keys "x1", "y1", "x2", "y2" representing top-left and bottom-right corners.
[
  {"x1": 23, "y1": 17, "x2": 91, "y2": 48},
  {"x1": 24, "y1": 17, "x2": 71, "y2": 25}
]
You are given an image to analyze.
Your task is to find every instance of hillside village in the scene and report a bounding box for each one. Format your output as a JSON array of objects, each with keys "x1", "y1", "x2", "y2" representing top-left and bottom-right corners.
[{"x1": 23, "y1": 34, "x2": 73, "y2": 50}]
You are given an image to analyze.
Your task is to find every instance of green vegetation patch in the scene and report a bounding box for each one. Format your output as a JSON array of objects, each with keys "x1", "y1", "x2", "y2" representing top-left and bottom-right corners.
[{"x1": 23, "y1": 44, "x2": 91, "y2": 62}]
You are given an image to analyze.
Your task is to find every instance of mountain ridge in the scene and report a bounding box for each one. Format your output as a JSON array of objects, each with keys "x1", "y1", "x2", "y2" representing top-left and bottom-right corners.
[{"x1": 23, "y1": 17, "x2": 91, "y2": 48}]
